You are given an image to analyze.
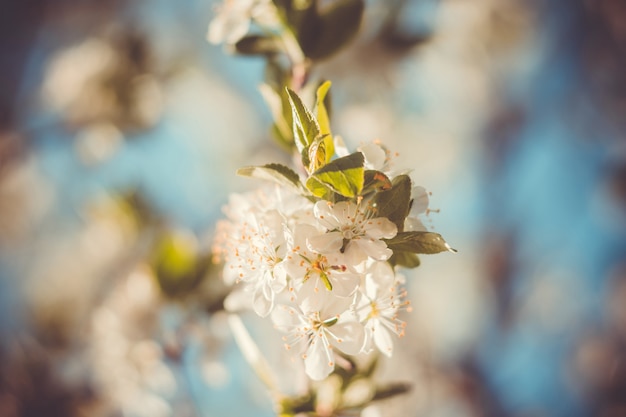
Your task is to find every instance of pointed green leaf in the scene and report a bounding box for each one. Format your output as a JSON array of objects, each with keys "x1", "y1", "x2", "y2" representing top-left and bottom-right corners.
[
  {"x1": 300, "y1": 0, "x2": 365, "y2": 60},
  {"x1": 315, "y1": 81, "x2": 332, "y2": 138},
  {"x1": 372, "y1": 174, "x2": 412, "y2": 232},
  {"x1": 305, "y1": 175, "x2": 333, "y2": 199},
  {"x1": 237, "y1": 163, "x2": 305, "y2": 192},
  {"x1": 314, "y1": 81, "x2": 335, "y2": 167},
  {"x1": 388, "y1": 251, "x2": 421, "y2": 268},
  {"x1": 260, "y1": 84, "x2": 293, "y2": 150},
  {"x1": 385, "y1": 231, "x2": 457, "y2": 255},
  {"x1": 286, "y1": 87, "x2": 320, "y2": 155},
  {"x1": 307, "y1": 152, "x2": 364, "y2": 198}
]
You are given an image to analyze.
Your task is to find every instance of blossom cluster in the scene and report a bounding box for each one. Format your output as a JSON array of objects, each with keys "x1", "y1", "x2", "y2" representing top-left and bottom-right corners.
[{"x1": 214, "y1": 144, "x2": 443, "y2": 380}]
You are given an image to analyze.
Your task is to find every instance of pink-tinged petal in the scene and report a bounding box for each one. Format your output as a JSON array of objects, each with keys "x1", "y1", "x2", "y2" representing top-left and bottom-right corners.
[
  {"x1": 372, "y1": 321, "x2": 394, "y2": 357},
  {"x1": 304, "y1": 334, "x2": 334, "y2": 380},
  {"x1": 327, "y1": 321, "x2": 365, "y2": 355},
  {"x1": 253, "y1": 290, "x2": 273, "y2": 317},
  {"x1": 364, "y1": 218, "x2": 397, "y2": 239},
  {"x1": 404, "y1": 216, "x2": 427, "y2": 232},
  {"x1": 354, "y1": 238, "x2": 392, "y2": 261},
  {"x1": 307, "y1": 231, "x2": 343, "y2": 254}
]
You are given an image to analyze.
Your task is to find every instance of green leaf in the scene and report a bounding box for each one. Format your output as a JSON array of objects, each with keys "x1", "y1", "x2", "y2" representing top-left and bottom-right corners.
[
  {"x1": 307, "y1": 152, "x2": 364, "y2": 198},
  {"x1": 315, "y1": 81, "x2": 332, "y2": 138},
  {"x1": 260, "y1": 84, "x2": 293, "y2": 151},
  {"x1": 237, "y1": 163, "x2": 305, "y2": 192},
  {"x1": 385, "y1": 231, "x2": 457, "y2": 254},
  {"x1": 362, "y1": 170, "x2": 392, "y2": 195},
  {"x1": 234, "y1": 35, "x2": 281, "y2": 55},
  {"x1": 372, "y1": 174, "x2": 412, "y2": 232},
  {"x1": 305, "y1": 174, "x2": 333, "y2": 199},
  {"x1": 388, "y1": 251, "x2": 421, "y2": 268},
  {"x1": 300, "y1": 0, "x2": 365, "y2": 60},
  {"x1": 286, "y1": 88, "x2": 321, "y2": 156},
  {"x1": 151, "y1": 232, "x2": 209, "y2": 298}
]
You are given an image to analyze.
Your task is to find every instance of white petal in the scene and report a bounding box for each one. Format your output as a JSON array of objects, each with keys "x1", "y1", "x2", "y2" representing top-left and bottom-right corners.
[
  {"x1": 404, "y1": 216, "x2": 427, "y2": 232},
  {"x1": 327, "y1": 321, "x2": 365, "y2": 355},
  {"x1": 411, "y1": 186, "x2": 429, "y2": 214},
  {"x1": 269, "y1": 264, "x2": 288, "y2": 292},
  {"x1": 333, "y1": 136, "x2": 349, "y2": 157},
  {"x1": 314, "y1": 201, "x2": 340, "y2": 229},
  {"x1": 307, "y1": 231, "x2": 343, "y2": 254},
  {"x1": 332, "y1": 201, "x2": 358, "y2": 225},
  {"x1": 328, "y1": 272, "x2": 360, "y2": 297},
  {"x1": 317, "y1": 293, "x2": 354, "y2": 318},
  {"x1": 372, "y1": 321, "x2": 394, "y2": 357},
  {"x1": 293, "y1": 224, "x2": 323, "y2": 248},
  {"x1": 344, "y1": 243, "x2": 369, "y2": 266},
  {"x1": 305, "y1": 334, "x2": 334, "y2": 380},
  {"x1": 270, "y1": 305, "x2": 300, "y2": 329},
  {"x1": 354, "y1": 238, "x2": 392, "y2": 261},
  {"x1": 283, "y1": 257, "x2": 306, "y2": 283},
  {"x1": 252, "y1": 289, "x2": 273, "y2": 317},
  {"x1": 364, "y1": 218, "x2": 397, "y2": 239},
  {"x1": 364, "y1": 262, "x2": 395, "y2": 298},
  {"x1": 358, "y1": 143, "x2": 386, "y2": 170}
]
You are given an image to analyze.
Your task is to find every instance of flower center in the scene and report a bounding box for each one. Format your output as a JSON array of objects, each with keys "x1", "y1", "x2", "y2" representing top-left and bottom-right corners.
[
  {"x1": 369, "y1": 301, "x2": 380, "y2": 318},
  {"x1": 310, "y1": 255, "x2": 328, "y2": 272}
]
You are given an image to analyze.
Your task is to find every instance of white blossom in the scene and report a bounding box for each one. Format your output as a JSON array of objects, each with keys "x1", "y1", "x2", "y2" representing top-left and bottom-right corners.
[
  {"x1": 308, "y1": 200, "x2": 397, "y2": 266},
  {"x1": 207, "y1": 0, "x2": 278, "y2": 45},
  {"x1": 356, "y1": 261, "x2": 411, "y2": 357},
  {"x1": 272, "y1": 295, "x2": 365, "y2": 380},
  {"x1": 283, "y1": 224, "x2": 361, "y2": 305},
  {"x1": 214, "y1": 187, "x2": 311, "y2": 316}
]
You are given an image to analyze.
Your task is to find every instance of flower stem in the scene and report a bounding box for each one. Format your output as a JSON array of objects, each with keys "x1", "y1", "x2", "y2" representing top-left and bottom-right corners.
[{"x1": 227, "y1": 313, "x2": 281, "y2": 396}]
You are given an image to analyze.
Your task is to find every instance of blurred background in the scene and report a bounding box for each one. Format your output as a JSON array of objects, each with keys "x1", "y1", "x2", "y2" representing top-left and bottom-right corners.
[{"x1": 1, "y1": 0, "x2": 626, "y2": 416}]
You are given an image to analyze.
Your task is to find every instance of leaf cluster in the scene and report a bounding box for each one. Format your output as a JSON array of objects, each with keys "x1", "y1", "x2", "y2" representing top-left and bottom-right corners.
[
  {"x1": 238, "y1": 86, "x2": 455, "y2": 269},
  {"x1": 234, "y1": 0, "x2": 364, "y2": 61}
]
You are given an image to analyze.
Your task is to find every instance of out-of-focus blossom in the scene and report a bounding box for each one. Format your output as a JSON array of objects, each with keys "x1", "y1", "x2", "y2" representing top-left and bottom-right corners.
[{"x1": 207, "y1": 0, "x2": 279, "y2": 45}]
